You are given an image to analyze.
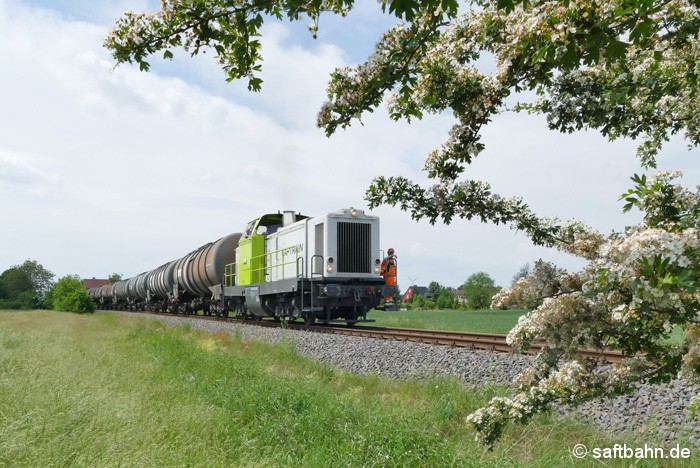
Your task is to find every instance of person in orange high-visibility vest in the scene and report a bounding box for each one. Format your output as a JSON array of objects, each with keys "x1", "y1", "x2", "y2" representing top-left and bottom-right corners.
[{"x1": 380, "y1": 248, "x2": 397, "y2": 306}]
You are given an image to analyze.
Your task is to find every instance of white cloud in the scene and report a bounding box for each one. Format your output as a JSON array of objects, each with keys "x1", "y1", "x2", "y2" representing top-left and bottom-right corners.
[
  {"x1": 0, "y1": 151, "x2": 62, "y2": 194},
  {"x1": 0, "y1": 0, "x2": 698, "y2": 293}
]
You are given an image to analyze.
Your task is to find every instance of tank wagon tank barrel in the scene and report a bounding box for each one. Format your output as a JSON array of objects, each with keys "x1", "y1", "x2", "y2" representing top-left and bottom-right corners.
[
  {"x1": 90, "y1": 208, "x2": 387, "y2": 324},
  {"x1": 149, "y1": 261, "x2": 175, "y2": 301}
]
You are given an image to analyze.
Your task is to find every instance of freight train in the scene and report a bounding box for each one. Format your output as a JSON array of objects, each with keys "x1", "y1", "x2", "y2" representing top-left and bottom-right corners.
[{"x1": 89, "y1": 208, "x2": 387, "y2": 325}]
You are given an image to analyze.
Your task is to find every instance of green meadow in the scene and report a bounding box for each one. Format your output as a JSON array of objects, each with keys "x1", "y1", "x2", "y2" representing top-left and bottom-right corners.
[
  {"x1": 0, "y1": 311, "x2": 692, "y2": 466},
  {"x1": 367, "y1": 309, "x2": 528, "y2": 335},
  {"x1": 365, "y1": 308, "x2": 688, "y2": 346}
]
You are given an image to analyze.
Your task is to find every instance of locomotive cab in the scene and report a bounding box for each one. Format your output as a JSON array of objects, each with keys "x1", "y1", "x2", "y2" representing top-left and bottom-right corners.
[{"x1": 235, "y1": 212, "x2": 309, "y2": 286}]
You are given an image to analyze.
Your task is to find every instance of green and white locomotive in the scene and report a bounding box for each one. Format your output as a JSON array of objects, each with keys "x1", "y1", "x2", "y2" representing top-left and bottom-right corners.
[{"x1": 222, "y1": 208, "x2": 384, "y2": 325}]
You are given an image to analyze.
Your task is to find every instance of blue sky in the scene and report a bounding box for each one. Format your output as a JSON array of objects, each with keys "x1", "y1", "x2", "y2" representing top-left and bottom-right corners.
[{"x1": 1, "y1": 0, "x2": 698, "y2": 292}]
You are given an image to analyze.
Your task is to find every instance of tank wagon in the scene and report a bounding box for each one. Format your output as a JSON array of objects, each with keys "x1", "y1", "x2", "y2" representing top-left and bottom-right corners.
[{"x1": 90, "y1": 208, "x2": 386, "y2": 325}]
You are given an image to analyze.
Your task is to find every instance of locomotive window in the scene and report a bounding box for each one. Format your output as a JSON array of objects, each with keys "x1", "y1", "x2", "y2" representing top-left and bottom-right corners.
[
  {"x1": 243, "y1": 220, "x2": 257, "y2": 238},
  {"x1": 266, "y1": 223, "x2": 282, "y2": 234},
  {"x1": 256, "y1": 223, "x2": 282, "y2": 235}
]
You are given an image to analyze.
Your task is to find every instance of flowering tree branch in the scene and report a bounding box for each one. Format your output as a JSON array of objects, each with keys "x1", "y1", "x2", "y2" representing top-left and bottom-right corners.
[{"x1": 481, "y1": 172, "x2": 699, "y2": 447}]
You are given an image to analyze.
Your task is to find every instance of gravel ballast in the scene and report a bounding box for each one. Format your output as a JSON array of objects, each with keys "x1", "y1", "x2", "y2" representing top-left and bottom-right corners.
[{"x1": 119, "y1": 312, "x2": 700, "y2": 448}]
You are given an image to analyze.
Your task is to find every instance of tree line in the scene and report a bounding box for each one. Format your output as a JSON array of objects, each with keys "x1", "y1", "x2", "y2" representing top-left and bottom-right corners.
[
  {"x1": 403, "y1": 271, "x2": 501, "y2": 310},
  {"x1": 0, "y1": 260, "x2": 94, "y2": 314}
]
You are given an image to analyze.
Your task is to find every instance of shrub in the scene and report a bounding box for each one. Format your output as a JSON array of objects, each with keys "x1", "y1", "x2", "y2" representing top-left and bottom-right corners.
[
  {"x1": 413, "y1": 295, "x2": 426, "y2": 309},
  {"x1": 0, "y1": 294, "x2": 35, "y2": 310},
  {"x1": 50, "y1": 276, "x2": 95, "y2": 314},
  {"x1": 436, "y1": 291, "x2": 456, "y2": 310},
  {"x1": 0, "y1": 268, "x2": 36, "y2": 309},
  {"x1": 460, "y1": 272, "x2": 499, "y2": 309}
]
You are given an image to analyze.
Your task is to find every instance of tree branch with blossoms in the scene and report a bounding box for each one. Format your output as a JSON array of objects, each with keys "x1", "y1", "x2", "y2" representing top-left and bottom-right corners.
[
  {"x1": 475, "y1": 172, "x2": 699, "y2": 447},
  {"x1": 105, "y1": 0, "x2": 363, "y2": 91}
]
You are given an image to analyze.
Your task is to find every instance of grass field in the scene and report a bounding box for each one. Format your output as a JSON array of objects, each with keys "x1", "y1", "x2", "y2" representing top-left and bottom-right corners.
[
  {"x1": 366, "y1": 309, "x2": 528, "y2": 335},
  {"x1": 364, "y1": 308, "x2": 688, "y2": 345},
  {"x1": 0, "y1": 310, "x2": 692, "y2": 466}
]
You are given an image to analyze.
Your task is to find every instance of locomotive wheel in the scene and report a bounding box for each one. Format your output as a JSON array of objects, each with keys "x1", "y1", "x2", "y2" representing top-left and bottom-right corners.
[
  {"x1": 303, "y1": 313, "x2": 316, "y2": 326},
  {"x1": 345, "y1": 320, "x2": 357, "y2": 326}
]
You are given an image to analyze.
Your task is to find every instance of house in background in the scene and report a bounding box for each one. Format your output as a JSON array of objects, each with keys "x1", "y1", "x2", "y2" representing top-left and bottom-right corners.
[
  {"x1": 401, "y1": 285, "x2": 427, "y2": 303},
  {"x1": 83, "y1": 278, "x2": 108, "y2": 289},
  {"x1": 451, "y1": 288, "x2": 465, "y2": 304}
]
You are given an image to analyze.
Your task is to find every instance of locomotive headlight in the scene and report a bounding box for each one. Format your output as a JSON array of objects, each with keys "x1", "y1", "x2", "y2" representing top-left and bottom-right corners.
[
  {"x1": 327, "y1": 257, "x2": 334, "y2": 264},
  {"x1": 374, "y1": 265, "x2": 381, "y2": 274},
  {"x1": 351, "y1": 208, "x2": 359, "y2": 217},
  {"x1": 327, "y1": 264, "x2": 335, "y2": 273}
]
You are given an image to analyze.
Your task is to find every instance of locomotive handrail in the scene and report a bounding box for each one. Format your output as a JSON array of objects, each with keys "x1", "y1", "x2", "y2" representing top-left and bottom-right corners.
[
  {"x1": 297, "y1": 257, "x2": 305, "y2": 313},
  {"x1": 310, "y1": 254, "x2": 325, "y2": 317},
  {"x1": 238, "y1": 245, "x2": 303, "y2": 284},
  {"x1": 225, "y1": 246, "x2": 303, "y2": 287},
  {"x1": 296, "y1": 256, "x2": 304, "y2": 279},
  {"x1": 224, "y1": 263, "x2": 236, "y2": 287},
  {"x1": 310, "y1": 254, "x2": 324, "y2": 280}
]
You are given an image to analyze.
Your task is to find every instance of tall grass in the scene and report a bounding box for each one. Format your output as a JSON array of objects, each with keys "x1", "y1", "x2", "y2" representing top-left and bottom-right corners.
[{"x1": 0, "y1": 311, "x2": 691, "y2": 466}]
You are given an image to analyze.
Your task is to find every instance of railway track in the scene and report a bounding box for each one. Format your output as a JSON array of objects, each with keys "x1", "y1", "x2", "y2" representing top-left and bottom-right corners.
[
  {"x1": 119, "y1": 310, "x2": 632, "y2": 364},
  {"x1": 291, "y1": 323, "x2": 630, "y2": 364}
]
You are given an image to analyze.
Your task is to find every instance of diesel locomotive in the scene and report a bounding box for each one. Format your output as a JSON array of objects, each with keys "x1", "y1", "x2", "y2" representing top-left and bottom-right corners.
[{"x1": 89, "y1": 208, "x2": 387, "y2": 325}]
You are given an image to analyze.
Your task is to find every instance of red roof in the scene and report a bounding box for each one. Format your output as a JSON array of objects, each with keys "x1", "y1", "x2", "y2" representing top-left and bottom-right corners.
[{"x1": 84, "y1": 278, "x2": 109, "y2": 289}]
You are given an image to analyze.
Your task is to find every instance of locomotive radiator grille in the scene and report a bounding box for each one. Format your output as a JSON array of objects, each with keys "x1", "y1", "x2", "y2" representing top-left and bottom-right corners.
[{"x1": 337, "y1": 222, "x2": 371, "y2": 273}]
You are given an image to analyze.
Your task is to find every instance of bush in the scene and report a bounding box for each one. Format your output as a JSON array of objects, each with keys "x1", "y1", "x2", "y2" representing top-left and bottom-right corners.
[
  {"x1": 50, "y1": 276, "x2": 95, "y2": 314},
  {"x1": 413, "y1": 295, "x2": 426, "y2": 309},
  {"x1": 0, "y1": 293, "x2": 36, "y2": 310},
  {"x1": 436, "y1": 291, "x2": 456, "y2": 309},
  {"x1": 0, "y1": 268, "x2": 36, "y2": 309},
  {"x1": 460, "y1": 272, "x2": 499, "y2": 309}
]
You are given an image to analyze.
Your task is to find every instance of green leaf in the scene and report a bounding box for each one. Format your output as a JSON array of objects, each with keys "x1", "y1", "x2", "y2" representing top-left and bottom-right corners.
[
  {"x1": 630, "y1": 19, "x2": 653, "y2": 43},
  {"x1": 532, "y1": 45, "x2": 549, "y2": 63},
  {"x1": 561, "y1": 45, "x2": 578, "y2": 69},
  {"x1": 496, "y1": 0, "x2": 515, "y2": 13},
  {"x1": 607, "y1": 39, "x2": 629, "y2": 61}
]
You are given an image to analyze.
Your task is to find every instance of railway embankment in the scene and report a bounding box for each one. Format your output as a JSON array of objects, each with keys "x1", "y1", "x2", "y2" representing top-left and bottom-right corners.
[{"x1": 121, "y1": 311, "x2": 700, "y2": 448}]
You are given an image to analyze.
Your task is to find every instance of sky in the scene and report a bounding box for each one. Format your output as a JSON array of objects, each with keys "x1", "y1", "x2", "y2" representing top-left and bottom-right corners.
[{"x1": 1, "y1": 0, "x2": 698, "y2": 291}]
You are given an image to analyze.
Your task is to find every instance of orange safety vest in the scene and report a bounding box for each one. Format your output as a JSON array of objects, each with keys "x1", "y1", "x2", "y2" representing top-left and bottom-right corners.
[{"x1": 380, "y1": 256, "x2": 397, "y2": 287}]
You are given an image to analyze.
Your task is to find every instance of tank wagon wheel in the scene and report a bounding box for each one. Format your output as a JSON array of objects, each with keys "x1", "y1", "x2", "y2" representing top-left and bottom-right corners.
[
  {"x1": 345, "y1": 309, "x2": 359, "y2": 326},
  {"x1": 303, "y1": 313, "x2": 316, "y2": 326}
]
